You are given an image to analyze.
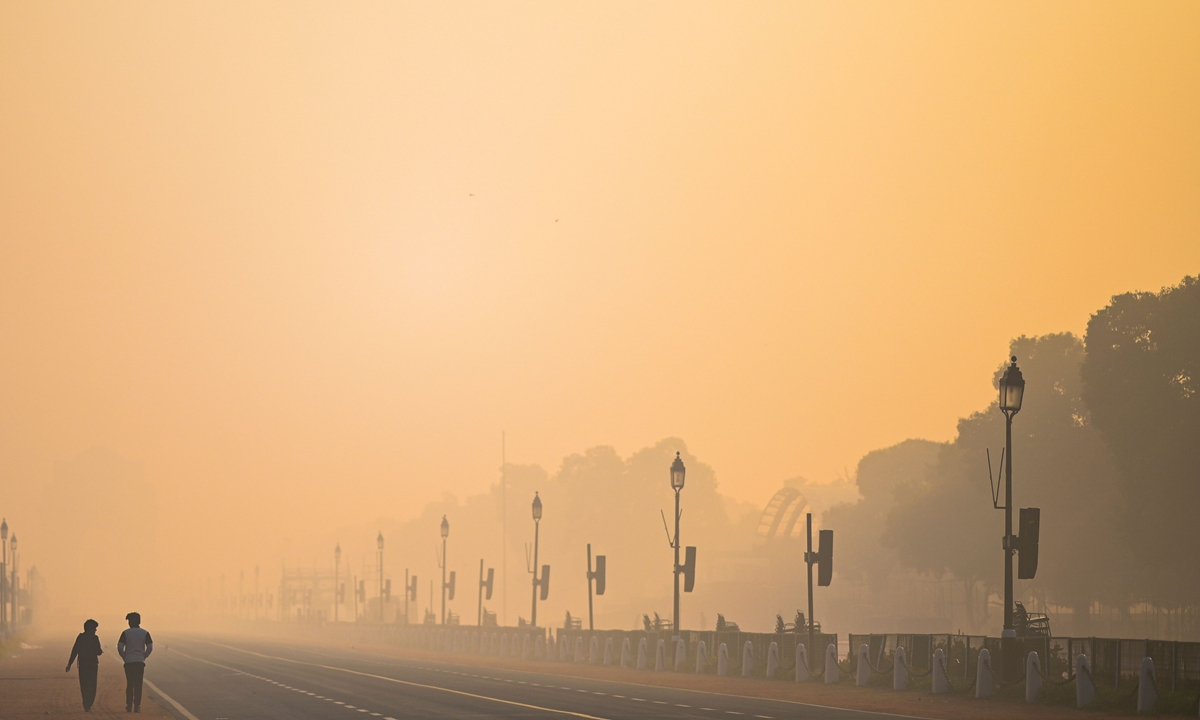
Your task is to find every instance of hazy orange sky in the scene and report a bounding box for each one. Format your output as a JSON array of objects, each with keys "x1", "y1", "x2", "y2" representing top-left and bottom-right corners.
[{"x1": 2, "y1": 2, "x2": 1198, "y2": 584}]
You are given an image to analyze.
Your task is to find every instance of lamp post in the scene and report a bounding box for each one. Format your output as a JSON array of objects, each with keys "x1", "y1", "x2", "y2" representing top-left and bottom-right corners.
[
  {"x1": 670, "y1": 452, "x2": 686, "y2": 634},
  {"x1": 0, "y1": 518, "x2": 6, "y2": 632},
  {"x1": 440, "y1": 516, "x2": 450, "y2": 624},
  {"x1": 334, "y1": 544, "x2": 341, "y2": 622},
  {"x1": 9, "y1": 534, "x2": 16, "y2": 627},
  {"x1": 530, "y1": 492, "x2": 542, "y2": 626},
  {"x1": 377, "y1": 532, "x2": 385, "y2": 623},
  {"x1": 998, "y1": 356, "x2": 1025, "y2": 682}
]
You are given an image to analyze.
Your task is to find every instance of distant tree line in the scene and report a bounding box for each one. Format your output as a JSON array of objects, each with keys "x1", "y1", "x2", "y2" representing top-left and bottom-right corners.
[{"x1": 826, "y1": 275, "x2": 1200, "y2": 638}]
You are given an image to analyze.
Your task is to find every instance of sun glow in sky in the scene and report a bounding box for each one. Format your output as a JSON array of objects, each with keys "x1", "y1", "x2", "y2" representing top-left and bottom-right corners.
[{"x1": 1, "y1": 2, "x2": 1198, "y2": 588}]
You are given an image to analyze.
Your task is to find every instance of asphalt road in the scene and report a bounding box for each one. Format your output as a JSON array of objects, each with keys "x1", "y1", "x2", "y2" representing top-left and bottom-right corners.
[{"x1": 144, "y1": 636, "x2": 923, "y2": 720}]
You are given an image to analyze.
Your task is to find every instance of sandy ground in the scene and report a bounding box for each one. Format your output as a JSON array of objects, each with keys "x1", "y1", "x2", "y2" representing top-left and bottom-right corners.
[
  {"x1": 0, "y1": 636, "x2": 171, "y2": 720},
  {"x1": 325, "y1": 639, "x2": 1142, "y2": 720}
]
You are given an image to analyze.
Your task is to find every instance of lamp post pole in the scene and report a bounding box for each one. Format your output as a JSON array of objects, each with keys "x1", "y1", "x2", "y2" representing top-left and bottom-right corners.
[
  {"x1": 1, "y1": 519, "x2": 7, "y2": 632},
  {"x1": 998, "y1": 356, "x2": 1025, "y2": 682},
  {"x1": 440, "y1": 516, "x2": 449, "y2": 625},
  {"x1": 377, "y1": 533, "x2": 385, "y2": 623},
  {"x1": 530, "y1": 493, "x2": 542, "y2": 627},
  {"x1": 334, "y1": 544, "x2": 341, "y2": 623},
  {"x1": 9, "y1": 535, "x2": 16, "y2": 627},
  {"x1": 670, "y1": 453, "x2": 686, "y2": 635}
]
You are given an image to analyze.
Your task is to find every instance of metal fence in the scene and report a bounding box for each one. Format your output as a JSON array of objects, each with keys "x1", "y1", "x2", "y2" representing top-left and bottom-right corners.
[
  {"x1": 841, "y1": 633, "x2": 1200, "y2": 690},
  {"x1": 291, "y1": 621, "x2": 1200, "y2": 693}
]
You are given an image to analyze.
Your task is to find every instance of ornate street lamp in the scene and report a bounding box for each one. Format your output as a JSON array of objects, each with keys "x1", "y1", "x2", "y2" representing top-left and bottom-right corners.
[
  {"x1": 670, "y1": 452, "x2": 685, "y2": 633},
  {"x1": 377, "y1": 532, "x2": 385, "y2": 623},
  {"x1": 530, "y1": 493, "x2": 544, "y2": 626},
  {"x1": 334, "y1": 543, "x2": 342, "y2": 622},
  {"x1": 439, "y1": 516, "x2": 450, "y2": 624},
  {"x1": 9, "y1": 533, "x2": 15, "y2": 628},
  {"x1": 998, "y1": 356, "x2": 1025, "y2": 681},
  {"x1": 0, "y1": 518, "x2": 6, "y2": 631}
]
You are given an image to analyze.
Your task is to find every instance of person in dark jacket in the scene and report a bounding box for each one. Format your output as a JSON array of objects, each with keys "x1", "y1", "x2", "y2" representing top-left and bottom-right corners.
[{"x1": 66, "y1": 619, "x2": 103, "y2": 712}]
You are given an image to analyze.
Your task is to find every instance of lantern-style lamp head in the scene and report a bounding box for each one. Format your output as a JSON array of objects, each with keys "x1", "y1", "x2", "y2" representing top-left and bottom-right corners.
[
  {"x1": 670, "y1": 452, "x2": 686, "y2": 491},
  {"x1": 1, "y1": 519, "x2": 7, "y2": 541},
  {"x1": 998, "y1": 356, "x2": 1025, "y2": 415},
  {"x1": 531, "y1": 492, "x2": 543, "y2": 521},
  {"x1": 335, "y1": 543, "x2": 341, "y2": 562},
  {"x1": 377, "y1": 532, "x2": 384, "y2": 551},
  {"x1": 440, "y1": 515, "x2": 449, "y2": 539}
]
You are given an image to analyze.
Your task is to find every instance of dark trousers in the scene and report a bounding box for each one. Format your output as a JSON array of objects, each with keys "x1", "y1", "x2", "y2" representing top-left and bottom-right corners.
[
  {"x1": 124, "y1": 662, "x2": 145, "y2": 709},
  {"x1": 77, "y1": 663, "x2": 98, "y2": 710}
]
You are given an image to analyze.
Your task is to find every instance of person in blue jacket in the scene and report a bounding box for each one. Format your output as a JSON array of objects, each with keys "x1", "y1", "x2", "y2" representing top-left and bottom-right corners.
[{"x1": 117, "y1": 612, "x2": 153, "y2": 713}]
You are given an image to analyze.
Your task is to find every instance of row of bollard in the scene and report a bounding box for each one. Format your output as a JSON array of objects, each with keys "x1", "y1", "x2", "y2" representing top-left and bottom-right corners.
[{"x1": 422, "y1": 629, "x2": 1166, "y2": 714}]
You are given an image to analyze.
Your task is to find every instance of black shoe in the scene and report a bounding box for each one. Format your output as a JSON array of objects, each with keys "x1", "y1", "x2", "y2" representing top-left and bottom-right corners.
[
  {"x1": 134, "y1": 707, "x2": 141, "y2": 713},
  {"x1": 126, "y1": 705, "x2": 132, "y2": 712}
]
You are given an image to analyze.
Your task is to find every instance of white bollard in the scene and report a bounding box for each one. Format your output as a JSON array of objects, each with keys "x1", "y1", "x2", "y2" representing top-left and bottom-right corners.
[
  {"x1": 675, "y1": 638, "x2": 687, "y2": 671},
  {"x1": 742, "y1": 641, "x2": 755, "y2": 677},
  {"x1": 795, "y1": 643, "x2": 809, "y2": 683},
  {"x1": 1025, "y1": 652, "x2": 1042, "y2": 703},
  {"x1": 512, "y1": 634, "x2": 521, "y2": 658},
  {"x1": 1075, "y1": 653, "x2": 1094, "y2": 708},
  {"x1": 637, "y1": 637, "x2": 648, "y2": 670},
  {"x1": 696, "y1": 640, "x2": 708, "y2": 673},
  {"x1": 559, "y1": 635, "x2": 568, "y2": 662},
  {"x1": 545, "y1": 635, "x2": 554, "y2": 661},
  {"x1": 574, "y1": 636, "x2": 584, "y2": 663},
  {"x1": 825, "y1": 644, "x2": 840, "y2": 684},
  {"x1": 501, "y1": 634, "x2": 509, "y2": 657},
  {"x1": 718, "y1": 642, "x2": 729, "y2": 676},
  {"x1": 523, "y1": 634, "x2": 531, "y2": 660},
  {"x1": 590, "y1": 636, "x2": 599, "y2": 664},
  {"x1": 894, "y1": 646, "x2": 908, "y2": 691},
  {"x1": 975, "y1": 648, "x2": 993, "y2": 698},
  {"x1": 766, "y1": 642, "x2": 780, "y2": 679},
  {"x1": 655, "y1": 639, "x2": 667, "y2": 671},
  {"x1": 856, "y1": 644, "x2": 871, "y2": 687},
  {"x1": 620, "y1": 637, "x2": 631, "y2": 668},
  {"x1": 604, "y1": 637, "x2": 614, "y2": 666},
  {"x1": 932, "y1": 648, "x2": 949, "y2": 694},
  {"x1": 1137, "y1": 656, "x2": 1156, "y2": 713}
]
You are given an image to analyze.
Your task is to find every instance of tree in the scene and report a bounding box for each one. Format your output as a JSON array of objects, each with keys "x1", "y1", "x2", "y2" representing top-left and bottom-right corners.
[
  {"x1": 1082, "y1": 276, "x2": 1200, "y2": 608},
  {"x1": 884, "y1": 333, "x2": 1124, "y2": 633}
]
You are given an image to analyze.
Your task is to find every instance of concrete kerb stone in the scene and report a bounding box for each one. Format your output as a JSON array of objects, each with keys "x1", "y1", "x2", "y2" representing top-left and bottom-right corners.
[
  {"x1": 1137, "y1": 656, "x2": 1156, "y2": 713},
  {"x1": 767, "y1": 642, "x2": 780, "y2": 679},
  {"x1": 1075, "y1": 653, "x2": 1094, "y2": 708},
  {"x1": 795, "y1": 643, "x2": 809, "y2": 683},
  {"x1": 856, "y1": 644, "x2": 871, "y2": 687},
  {"x1": 824, "y1": 644, "x2": 840, "y2": 684},
  {"x1": 894, "y1": 646, "x2": 908, "y2": 691},
  {"x1": 718, "y1": 642, "x2": 729, "y2": 676},
  {"x1": 742, "y1": 641, "x2": 754, "y2": 677},
  {"x1": 975, "y1": 648, "x2": 993, "y2": 698},
  {"x1": 931, "y1": 648, "x2": 949, "y2": 694},
  {"x1": 1025, "y1": 652, "x2": 1041, "y2": 703}
]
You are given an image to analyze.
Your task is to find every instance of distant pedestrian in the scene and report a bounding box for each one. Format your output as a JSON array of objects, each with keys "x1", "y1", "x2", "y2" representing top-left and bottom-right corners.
[
  {"x1": 117, "y1": 612, "x2": 153, "y2": 713},
  {"x1": 66, "y1": 618, "x2": 103, "y2": 712}
]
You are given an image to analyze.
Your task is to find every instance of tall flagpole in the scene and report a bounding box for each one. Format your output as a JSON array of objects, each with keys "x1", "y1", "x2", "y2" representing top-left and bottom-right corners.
[{"x1": 502, "y1": 431, "x2": 507, "y2": 626}]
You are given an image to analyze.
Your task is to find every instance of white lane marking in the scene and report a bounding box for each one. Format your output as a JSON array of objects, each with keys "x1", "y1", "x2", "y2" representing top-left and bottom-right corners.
[
  {"x1": 755, "y1": 716, "x2": 774, "y2": 718},
  {"x1": 144, "y1": 679, "x2": 201, "y2": 720},
  {"x1": 196, "y1": 641, "x2": 614, "y2": 720},
  {"x1": 676, "y1": 704, "x2": 691, "y2": 707},
  {"x1": 700, "y1": 709, "x2": 716, "y2": 712}
]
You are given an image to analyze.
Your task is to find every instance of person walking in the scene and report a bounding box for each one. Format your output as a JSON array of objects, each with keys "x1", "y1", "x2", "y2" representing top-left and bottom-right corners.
[
  {"x1": 117, "y1": 612, "x2": 153, "y2": 713},
  {"x1": 65, "y1": 619, "x2": 103, "y2": 712}
]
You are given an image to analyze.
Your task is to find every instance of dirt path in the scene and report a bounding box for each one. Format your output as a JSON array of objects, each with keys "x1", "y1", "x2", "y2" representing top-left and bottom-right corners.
[{"x1": 0, "y1": 636, "x2": 172, "y2": 720}]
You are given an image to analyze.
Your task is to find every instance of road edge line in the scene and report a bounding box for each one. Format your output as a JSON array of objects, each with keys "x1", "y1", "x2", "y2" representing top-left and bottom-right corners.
[{"x1": 145, "y1": 678, "x2": 202, "y2": 720}]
